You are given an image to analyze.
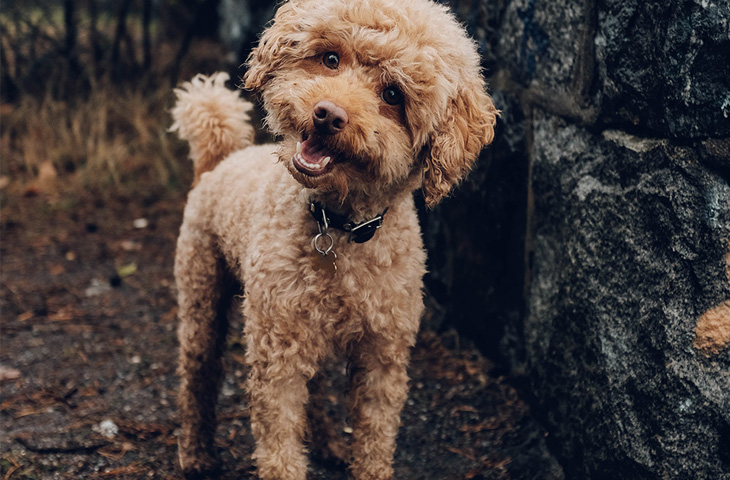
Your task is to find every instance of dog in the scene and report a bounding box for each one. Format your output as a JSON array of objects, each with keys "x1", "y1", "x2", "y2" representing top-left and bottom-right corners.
[{"x1": 170, "y1": 0, "x2": 497, "y2": 478}]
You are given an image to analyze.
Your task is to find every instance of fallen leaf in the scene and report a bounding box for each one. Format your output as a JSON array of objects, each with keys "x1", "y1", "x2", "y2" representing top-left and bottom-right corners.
[
  {"x1": 16, "y1": 311, "x2": 34, "y2": 322},
  {"x1": 49, "y1": 264, "x2": 66, "y2": 275},
  {"x1": 117, "y1": 263, "x2": 137, "y2": 278},
  {"x1": 0, "y1": 364, "x2": 21, "y2": 381}
]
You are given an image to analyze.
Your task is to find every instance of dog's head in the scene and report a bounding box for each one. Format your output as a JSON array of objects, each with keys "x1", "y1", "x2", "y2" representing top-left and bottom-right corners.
[{"x1": 244, "y1": 0, "x2": 497, "y2": 208}]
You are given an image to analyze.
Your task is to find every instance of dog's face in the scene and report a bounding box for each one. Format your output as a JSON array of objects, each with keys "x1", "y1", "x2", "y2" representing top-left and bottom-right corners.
[{"x1": 244, "y1": 0, "x2": 497, "y2": 207}]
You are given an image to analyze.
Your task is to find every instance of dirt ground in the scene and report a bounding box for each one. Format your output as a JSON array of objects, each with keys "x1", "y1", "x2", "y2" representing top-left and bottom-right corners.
[{"x1": 0, "y1": 188, "x2": 563, "y2": 480}]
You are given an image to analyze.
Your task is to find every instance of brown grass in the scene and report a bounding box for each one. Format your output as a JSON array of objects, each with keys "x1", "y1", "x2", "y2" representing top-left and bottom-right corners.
[
  {"x1": 0, "y1": 79, "x2": 190, "y2": 197},
  {"x1": 0, "y1": 2, "x2": 234, "y2": 199}
]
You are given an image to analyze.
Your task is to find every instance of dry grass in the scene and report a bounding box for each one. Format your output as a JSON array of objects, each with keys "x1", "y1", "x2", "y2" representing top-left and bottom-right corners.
[
  {"x1": 0, "y1": 79, "x2": 191, "y2": 198},
  {"x1": 0, "y1": 2, "x2": 233, "y2": 200}
]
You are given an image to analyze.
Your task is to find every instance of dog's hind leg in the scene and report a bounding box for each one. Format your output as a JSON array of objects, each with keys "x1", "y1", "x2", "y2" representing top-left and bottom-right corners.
[{"x1": 175, "y1": 225, "x2": 232, "y2": 478}]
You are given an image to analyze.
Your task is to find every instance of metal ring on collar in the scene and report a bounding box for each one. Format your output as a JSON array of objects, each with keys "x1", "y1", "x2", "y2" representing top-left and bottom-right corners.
[{"x1": 313, "y1": 232, "x2": 334, "y2": 255}]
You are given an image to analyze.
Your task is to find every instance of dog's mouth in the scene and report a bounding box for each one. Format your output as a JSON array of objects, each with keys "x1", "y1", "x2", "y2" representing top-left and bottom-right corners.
[{"x1": 292, "y1": 134, "x2": 339, "y2": 177}]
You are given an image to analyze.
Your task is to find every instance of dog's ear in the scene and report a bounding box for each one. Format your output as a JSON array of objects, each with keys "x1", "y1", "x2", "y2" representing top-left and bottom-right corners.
[
  {"x1": 243, "y1": 3, "x2": 299, "y2": 93},
  {"x1": 422, "y1": 81, "x2": 497, "y2": 209}
]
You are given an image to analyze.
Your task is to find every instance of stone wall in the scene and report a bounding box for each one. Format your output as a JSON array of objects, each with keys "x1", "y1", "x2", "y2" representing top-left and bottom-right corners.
[
  {"x1": 525, "y1": 113, "x2": 730, "y2": 478},
  {"x1": 466, "y1": 0, "x2": 730, "y2": 477}
]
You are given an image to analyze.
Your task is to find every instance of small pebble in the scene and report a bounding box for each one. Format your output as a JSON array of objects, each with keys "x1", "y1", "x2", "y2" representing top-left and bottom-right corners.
[
  {"x1": 94, "y1": 419, "x2": 119, "y2": 438},
  {"x1": 133, "y1": 218, "x2": 149, "y2": 229}
]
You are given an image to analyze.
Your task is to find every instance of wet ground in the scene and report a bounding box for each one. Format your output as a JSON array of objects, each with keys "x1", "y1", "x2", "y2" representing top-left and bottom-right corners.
[{"x1": 0, "y1": 189, "x2": 563, "y2": 479}]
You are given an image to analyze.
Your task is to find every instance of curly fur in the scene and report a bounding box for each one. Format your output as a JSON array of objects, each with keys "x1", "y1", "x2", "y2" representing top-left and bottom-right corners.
[
  {"x1": 170, "y1": 72, "x2": 255, "y2": 184},
  {"x1": 173, "y1": 1, "x2": 497, "y2": 479}
]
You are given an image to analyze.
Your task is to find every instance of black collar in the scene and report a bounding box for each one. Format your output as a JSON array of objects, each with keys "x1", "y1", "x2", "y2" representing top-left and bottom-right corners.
[{"x1": 309, "y1": 201, "x2": 388, "y2": 243}]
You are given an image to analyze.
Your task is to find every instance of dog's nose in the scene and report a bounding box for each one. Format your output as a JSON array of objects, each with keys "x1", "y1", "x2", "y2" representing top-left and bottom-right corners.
[{"x1": 313, "y1": 100, "x2": 348, "y2": 135}]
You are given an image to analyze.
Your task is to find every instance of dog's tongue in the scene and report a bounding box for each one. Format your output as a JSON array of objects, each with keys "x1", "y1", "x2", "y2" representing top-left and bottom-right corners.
[{"x1": 293, "y1": 137, "x2": 334, "y2": 176}]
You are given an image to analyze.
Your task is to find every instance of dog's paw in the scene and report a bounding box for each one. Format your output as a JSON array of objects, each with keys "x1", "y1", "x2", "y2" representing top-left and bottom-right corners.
[
  {"x1": 178, "y1": 441, "x2": 220, "y2": 479},
  {"x1": 180, "y1": 459, "x2": 221, "y2": 480}
]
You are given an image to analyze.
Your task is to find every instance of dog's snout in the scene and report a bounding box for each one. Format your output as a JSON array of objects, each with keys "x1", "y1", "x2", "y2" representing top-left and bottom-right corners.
[{"x1": 313, "y1": 100, "x2": 348, "y2": 135}]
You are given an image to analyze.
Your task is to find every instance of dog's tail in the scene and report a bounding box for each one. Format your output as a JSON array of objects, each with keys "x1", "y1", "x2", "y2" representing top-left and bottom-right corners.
[{"x1": 170, "y1": 72, "x2": 254, "y2": 184}]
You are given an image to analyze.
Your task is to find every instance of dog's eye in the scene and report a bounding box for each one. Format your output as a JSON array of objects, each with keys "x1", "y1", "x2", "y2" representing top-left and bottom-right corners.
[
  {"x1": 322, "y1": 52, "x2": 340, "y2": 69},
  {"x1": 381, "y1": 86, "x2": 404, "y2": 106}
]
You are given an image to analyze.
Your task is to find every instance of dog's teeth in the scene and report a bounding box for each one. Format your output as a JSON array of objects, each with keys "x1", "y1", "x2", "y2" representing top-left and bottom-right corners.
[
  {"x1": 293, "y1": 151, "x2": 331, "y2": 172},
  {"x1": 296, "y1": 142, "x2": 302, "y2": 154}
]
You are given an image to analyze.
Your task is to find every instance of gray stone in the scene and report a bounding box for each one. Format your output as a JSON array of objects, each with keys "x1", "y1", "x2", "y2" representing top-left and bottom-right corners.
[
  {"x1": 595, "y1": 0, "x2": 730, "y2": 138},
  {"x1": 496, "y1": 0, "x2": 730, "y2": 137},
  {"x1": 526, "y1": 109, "x2": 730, "y2": 479},
  {"x1": 497, "y1": 0, "x2": 587, "y2": 92}
]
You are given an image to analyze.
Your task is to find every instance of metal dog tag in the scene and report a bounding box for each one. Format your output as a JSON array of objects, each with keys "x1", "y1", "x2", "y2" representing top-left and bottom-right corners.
[
  {"x1": 311, "y1": 207, "x2": 337, "y2": 274},
  {"x1": 312, "y1": 250, "x2": 337, "y2": 274}
]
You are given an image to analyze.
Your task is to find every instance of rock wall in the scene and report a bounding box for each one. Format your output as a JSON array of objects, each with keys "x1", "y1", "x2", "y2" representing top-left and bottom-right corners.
[
  {"x1": 527, "y1": 113, "x2": 730, "y2": 479},
  {"x1": 483, "y1": 0, "x2": 730, "y2": 478}
]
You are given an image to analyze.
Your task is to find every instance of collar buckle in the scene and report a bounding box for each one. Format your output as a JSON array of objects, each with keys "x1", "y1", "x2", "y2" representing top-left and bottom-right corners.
[
  {"x1": 346, "y1": 214, "x2": 385, "y2": 243},
  {"x1": 309, "y1": 201, "x2": 387, "y2": 244}
]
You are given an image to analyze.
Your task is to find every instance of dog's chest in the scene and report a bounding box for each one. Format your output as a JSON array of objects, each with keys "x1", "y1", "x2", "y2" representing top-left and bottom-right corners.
[{"x1": 237, "y1": 211, "x2": 424, "y2": 336}]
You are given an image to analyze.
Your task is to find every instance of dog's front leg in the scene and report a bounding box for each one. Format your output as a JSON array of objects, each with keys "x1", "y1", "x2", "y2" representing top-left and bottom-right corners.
[
  {"x1": 244, "y1": 310, "x2": 318, "y2": 480},
  {"x1": 348, "y1": 336, "x2": 413, "y2": 480}
]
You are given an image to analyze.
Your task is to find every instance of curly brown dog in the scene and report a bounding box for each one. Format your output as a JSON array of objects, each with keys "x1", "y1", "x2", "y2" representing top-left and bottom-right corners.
[{"x1": 170, "y1": 0, "x2": 497, "y2": 478}]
